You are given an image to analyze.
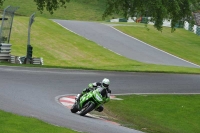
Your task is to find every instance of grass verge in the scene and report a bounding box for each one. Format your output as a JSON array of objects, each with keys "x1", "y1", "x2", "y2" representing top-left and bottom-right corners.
[
  {"x1": 114, "y1": 23, "x2": 200, "y2": 66},
  {"x1": 0, "y1": 110, "x2": 78, "y2": 133},
  {"x1": 1, "y1": 0, "x2": 116, "y2": 21},
  {"x1": 101, "y1": 94, "x2": 200, "y2": 133}
]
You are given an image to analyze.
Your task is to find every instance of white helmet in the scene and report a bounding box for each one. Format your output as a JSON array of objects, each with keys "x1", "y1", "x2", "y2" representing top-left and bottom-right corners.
[{"x1": 102, "y1": 78, "x2": 110, "y2": 88}]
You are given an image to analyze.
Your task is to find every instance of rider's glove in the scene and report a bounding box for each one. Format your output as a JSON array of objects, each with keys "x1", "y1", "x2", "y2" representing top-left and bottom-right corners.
[
  {"x1": 88, "y1": 83, "x2": 93, "y2": 88},
  {"x1": 83, "y1": 88, "x2": 89, "y2": 93}
]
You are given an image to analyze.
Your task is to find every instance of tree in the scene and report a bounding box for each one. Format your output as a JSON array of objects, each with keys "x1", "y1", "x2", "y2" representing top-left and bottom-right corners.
[
  {"x1": 102, "y1": 0, "x2": 200, "y2": 32},
  {"x1": 33, "y1": 0, "x2": 70, "y2": 14},
  {"x1": 0, "y1": 0, "x2": 70, "y2": 14},
  {"x1": 0, "y1": 0, "x2": 199, "y2": 32},
  {"x1": 0, "y1": 0, "x2": 5, "y2": 6}
]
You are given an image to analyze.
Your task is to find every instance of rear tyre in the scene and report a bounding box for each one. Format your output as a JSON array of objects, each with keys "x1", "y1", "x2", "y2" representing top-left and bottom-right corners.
[{"x1": 79, "y1": 102, "x2": 95, "y2": 116}]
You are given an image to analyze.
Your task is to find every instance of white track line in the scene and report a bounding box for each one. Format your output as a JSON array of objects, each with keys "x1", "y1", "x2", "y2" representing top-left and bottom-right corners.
[{"x1": 109, "y1": 25, "x2": 200, "y2": 68}]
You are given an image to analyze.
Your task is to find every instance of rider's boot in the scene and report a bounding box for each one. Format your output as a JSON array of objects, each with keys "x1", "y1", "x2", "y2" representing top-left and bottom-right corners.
[{"x1": 95, "y1": 106, "x2": 104, "y2": 112}]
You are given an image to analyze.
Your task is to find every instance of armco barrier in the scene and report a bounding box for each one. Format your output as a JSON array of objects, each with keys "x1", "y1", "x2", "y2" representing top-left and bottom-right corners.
[{"x1": 0, "y1": 43, "x2": 11, "y2": 60}]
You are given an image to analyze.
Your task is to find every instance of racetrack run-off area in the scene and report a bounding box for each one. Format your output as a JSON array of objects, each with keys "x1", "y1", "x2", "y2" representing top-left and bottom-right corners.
[{"x1": 58, "y1": 95, "x2": 121, "y2": 126}]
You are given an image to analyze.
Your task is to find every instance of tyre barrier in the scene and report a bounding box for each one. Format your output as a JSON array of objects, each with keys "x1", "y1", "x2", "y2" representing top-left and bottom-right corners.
[
  {"x1": 10, "y1": 55, "x2": 18, "y2": 64},
  {"x1": 0, "y1": 43, "x2": 11, "y2": 61},
  {"x1": 32, "y1": 57, "x2": 44, "y2": 65},
  {"x1": 10, "y1": 56, "x2": 44, "y2": 65}
]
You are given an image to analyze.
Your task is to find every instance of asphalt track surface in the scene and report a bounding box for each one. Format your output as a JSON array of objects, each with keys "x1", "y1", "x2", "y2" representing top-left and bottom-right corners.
[
  {"x1": 0, "y1": 66, "x2": 200, "y2": 133},
  {"x1": 53, "y1": 20, "x2": 200, "y2": 68},
  {"x1": 0, "y1": 20, "x2": 200, "y2": 133}
]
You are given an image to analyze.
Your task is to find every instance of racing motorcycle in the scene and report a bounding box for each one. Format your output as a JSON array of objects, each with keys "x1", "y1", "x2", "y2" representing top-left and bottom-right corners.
[{"x1": 71, "y1": 86, "x2": 109, "y2": 116}]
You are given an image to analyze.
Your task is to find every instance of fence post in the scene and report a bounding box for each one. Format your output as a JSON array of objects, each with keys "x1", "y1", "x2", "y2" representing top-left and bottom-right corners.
[{"x1": 25, "y1": 13, "x2": 35, "y2": 64}]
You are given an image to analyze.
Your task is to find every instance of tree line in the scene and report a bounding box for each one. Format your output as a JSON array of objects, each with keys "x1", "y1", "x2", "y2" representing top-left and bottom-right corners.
[{"x1": 0, "y1": 0, "x2": 199, "y2": 31}]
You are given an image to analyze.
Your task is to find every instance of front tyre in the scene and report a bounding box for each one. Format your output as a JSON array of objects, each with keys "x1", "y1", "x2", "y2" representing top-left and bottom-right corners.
[
  {"x1": 70, "y1": 103, "x2": 79, "y2": 113},
  {"x1": 79, "y1": 102, "x2": 95, "y2": 116}
]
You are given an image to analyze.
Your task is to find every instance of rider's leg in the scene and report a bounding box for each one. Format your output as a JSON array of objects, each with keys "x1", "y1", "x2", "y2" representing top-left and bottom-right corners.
[
  {"x1": 76, "y1": 88, "x2": 89, "y2": 102},
  {"x1": 76, "y1": 93, "x2": 83, "y2": 102}
]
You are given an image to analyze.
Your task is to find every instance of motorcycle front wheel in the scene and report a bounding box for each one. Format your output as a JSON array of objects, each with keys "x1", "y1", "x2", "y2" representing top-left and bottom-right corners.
[
  {"x1": 71, "y1": 103, "x2": 79, "y2": 113},
  {"x1": 79, "y1": 101, "x2": 95, "y2": 116}
]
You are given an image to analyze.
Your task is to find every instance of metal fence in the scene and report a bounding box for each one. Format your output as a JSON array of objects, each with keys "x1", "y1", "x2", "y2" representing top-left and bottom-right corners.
[
  {"x1": 0, "y1": 6, "x2": 18, "y2": 61},
  {"x1": 0, "y1": 6, "x2": 19, "y2": 43}
]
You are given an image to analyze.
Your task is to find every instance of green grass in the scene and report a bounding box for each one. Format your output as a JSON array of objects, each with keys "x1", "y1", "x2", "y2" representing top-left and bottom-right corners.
[
  {"x1": 0, "y1": 1, "x2": 200, "y2": 133},
  {"x1": 114, "y1": 24, "x2": 200, "y2": 66},
  {"x1": 0, "y1": 110, "x2": 78, "y2": 133},
  {"x1": 4, "y1": 17, "x2": 199, "y2": 74},
  {"x1": 102, "y1": 94, "x2": 200, "y2": 133},
  {"x1": 1, "y1": 0, "x2": 117, "y2": 21}
]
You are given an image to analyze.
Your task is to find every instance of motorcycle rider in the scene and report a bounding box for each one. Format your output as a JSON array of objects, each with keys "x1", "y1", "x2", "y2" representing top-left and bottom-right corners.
[{"x1": 76, "y1": 78, "x2": 111, "y2": 112}]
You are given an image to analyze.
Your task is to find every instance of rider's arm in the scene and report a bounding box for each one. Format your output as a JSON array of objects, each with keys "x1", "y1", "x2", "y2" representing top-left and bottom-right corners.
[
  {"x1": 88, "y1": 82, "x2": 101, "y2": 89},
  {"x1": 82, "y1": 88, "x2": 90, "y2": 93},
  {"x1": 87, "y1": 82, "x2": 97, "y2": 91},
  {"x1": 83, "y1": 83, "x2": 97, "y2": 93}
]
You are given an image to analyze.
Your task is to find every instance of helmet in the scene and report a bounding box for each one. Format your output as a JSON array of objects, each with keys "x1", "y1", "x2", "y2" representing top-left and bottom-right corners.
[{"x1": 102, "y1": 78, "x2": 110, "y2": 88}]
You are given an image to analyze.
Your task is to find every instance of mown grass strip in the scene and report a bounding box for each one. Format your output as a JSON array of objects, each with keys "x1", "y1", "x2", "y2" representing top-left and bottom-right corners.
[
  {"x1": 114, "y1": 23, "x2": 200, "y2": 66},
  {"x1": 103, "y1": 94, "x2": 200, "y2": 133},
  {"x1": 0, "y1": 110, "x2": 78, "y2": 133},
  {"x1": 1, "y1": 0, "x2": 115, "y2": 21}
]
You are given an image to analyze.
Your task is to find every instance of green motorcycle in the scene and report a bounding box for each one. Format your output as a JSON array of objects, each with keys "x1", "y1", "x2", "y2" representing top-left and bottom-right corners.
[{"x1": 71, "y1": 87, "x2": 109, "y2": 116}]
